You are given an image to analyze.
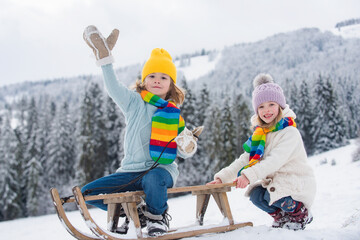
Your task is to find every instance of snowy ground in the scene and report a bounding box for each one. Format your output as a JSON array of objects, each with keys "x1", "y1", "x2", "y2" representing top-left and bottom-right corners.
[{"x1": 1, "y1": 140, "x2": 360, "y2": 240}]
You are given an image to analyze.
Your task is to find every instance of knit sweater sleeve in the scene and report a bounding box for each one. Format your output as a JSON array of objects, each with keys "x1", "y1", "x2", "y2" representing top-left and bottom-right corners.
[
  {"x1": 101, "y1": 64, "x2": 139, "y2": 115},
  {"x1": 241, "y1": 127, "x2": 303, "y2": 183},
  {"x1": 214, "y1": 152, "x2": 250, "y2": 183}
]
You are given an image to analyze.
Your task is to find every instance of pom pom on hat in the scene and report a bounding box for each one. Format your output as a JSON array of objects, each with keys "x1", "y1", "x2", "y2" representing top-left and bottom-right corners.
[
  {"x1": 252, "y1": 73, "x2": 286, "y2": 113},
  {"x1": 253, "y1": 73, "x2": 274, "y2": 88},
  {"x1": 141, "y1": 48, "x2": 177, "y2": 83}
]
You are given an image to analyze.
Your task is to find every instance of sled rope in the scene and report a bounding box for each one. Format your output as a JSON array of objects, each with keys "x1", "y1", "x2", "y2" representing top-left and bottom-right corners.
[{"x1": 60, "y1": 137, "x2": 176, "y2": 204}]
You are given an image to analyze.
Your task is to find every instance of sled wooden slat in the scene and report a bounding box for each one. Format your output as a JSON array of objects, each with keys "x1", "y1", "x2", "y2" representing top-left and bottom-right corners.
[{"x1": 63, "y1": 182, "x2": 237, "y2": 203}]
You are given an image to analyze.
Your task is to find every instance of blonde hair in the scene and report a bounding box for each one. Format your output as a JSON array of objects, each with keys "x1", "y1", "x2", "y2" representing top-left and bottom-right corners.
[
  {"x1": 133, "y1": 78, "x2": 186, "y2": 106},
  {"x1": 253, "y1": 107, "x2": 283, "y2": 129}
]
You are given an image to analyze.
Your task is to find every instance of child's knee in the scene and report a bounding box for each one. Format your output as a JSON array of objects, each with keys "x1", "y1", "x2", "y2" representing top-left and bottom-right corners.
[{"x1": 249, "y1": 186, "x2": 265, "y2": 204}]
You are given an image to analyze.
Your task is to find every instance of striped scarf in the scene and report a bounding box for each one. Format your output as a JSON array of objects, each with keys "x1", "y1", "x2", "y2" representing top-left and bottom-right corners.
[
  {"x1": 238, "y1": 117, "x2": 296, "y2": 176},
  {"x1": 141, "y1": 90, "x2": 185, "y2": 165}
]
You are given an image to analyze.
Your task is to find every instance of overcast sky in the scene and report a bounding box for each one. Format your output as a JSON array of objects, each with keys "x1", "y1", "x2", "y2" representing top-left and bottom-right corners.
[{"x1": 0, "y1": 0, "x2": 359, "y2": 87}]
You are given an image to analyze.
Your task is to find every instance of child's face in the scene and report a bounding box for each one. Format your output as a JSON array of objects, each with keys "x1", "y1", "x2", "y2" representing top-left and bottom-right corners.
[
  {"x1": 257, "y1": 101, "x2": 280, "y2": 124},
  {"x1": 144, "y1": 72, "x2": 171, "y2": 99}
]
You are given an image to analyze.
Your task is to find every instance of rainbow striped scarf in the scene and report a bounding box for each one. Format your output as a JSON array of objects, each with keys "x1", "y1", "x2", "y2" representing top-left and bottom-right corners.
[
  {"x1": 238, "y1": 117, "x2": 296, "y2": 176},
  {"x1": 141, "y1": 90, "x2": 185, "y2": 164}
]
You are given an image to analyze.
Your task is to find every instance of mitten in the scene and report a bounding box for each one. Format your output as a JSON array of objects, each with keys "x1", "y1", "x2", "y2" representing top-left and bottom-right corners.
[
  {"x1": 83, "y1": 25, "x2": 119, "y2": 66},
  {"x1": 175, "y1": 126, "x2": 204, "y2": 158}
]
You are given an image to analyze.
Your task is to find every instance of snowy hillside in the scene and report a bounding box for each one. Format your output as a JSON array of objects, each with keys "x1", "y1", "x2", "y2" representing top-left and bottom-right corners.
[
  {"x1": 176, "y1": 51, "x2": 221, "y2": 81},
  {"x1": 331, "y1": 23, "x2": 360, "y2": 39},
  {"x1": 1, "y1": 140, "x2": 359, "y2": 240},
  {"x1": 1, "y1": 26, "x2": 360, "y2": 109}
]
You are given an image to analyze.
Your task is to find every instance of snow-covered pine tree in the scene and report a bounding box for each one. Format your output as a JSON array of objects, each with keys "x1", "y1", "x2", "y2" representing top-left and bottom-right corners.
[
  {"x1": 193, "y1": 84, "x2": 212, "y2": 183},
  {"x1": 296, "y1": 80, "x2": 315, "y2": 155},
  {"x1": 36, "y1": 99, "x2": 56, "y2": 190},
  {"x1": 312, "y1": 75, "x2": 348, "y2": 154},
  {"x1": 336, "y1": 76, "x2": 360, "y2": 139},
  {"x1": 179, "y1": 78, "x2": 196, "y2": 129},
  {"x1": 46, "y1": 102, "x2": 76, "y2": 189},
  {"x1": 288, "y1": 83, "x2": 299, "y2": 117},
  {"x1": 76, "y1": 82, "x2": 107, "y2": 185},
  {"x1": 176, "y1": 78, "x2": 198, "y2": 185},
  {"x1": 0, "y1": 114, "x2": 22, "y2": 221},
  {"x1": 194, "y1": 84, "x2": 210, "y2": 127},
  {"x1": 23, "y1": 101, "x2": 43, "y2": 216},
  {"x1": 104, "y1": 96, "x2": 124, "y2": 174},
  {"x1": 202, "y1": 102, "x2": 222, "y2": 176},
  {"x1": 231, "y1": 93, "x2": 252, "y2": 156},
  {"x1": 218, "y1": 95, "x2": 237, "y2": 170},
  {"x1": 13, "y1": 101, "x2": 27, "y2": 218},
  {"x1": 180, "y1": 84, "x2": 211, "y2": 185},
  {"x1": 311, "y1": 75, "x2": 326, "y2": 153},
  {"x1": 323, "y1": 78, "x2": 348, "y2": 148}
]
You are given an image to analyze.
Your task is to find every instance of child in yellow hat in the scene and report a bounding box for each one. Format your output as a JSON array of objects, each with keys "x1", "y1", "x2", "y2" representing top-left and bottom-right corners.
[{"x1": 82, "y1": 25, "x2": 203, "y2": 236}]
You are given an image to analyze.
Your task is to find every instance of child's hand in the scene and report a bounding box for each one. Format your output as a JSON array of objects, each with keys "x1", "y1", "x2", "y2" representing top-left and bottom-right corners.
[
  {"x1": 234, "y1": 175, "x2": 250, "y2": 188},
  {"x1": 83, "y1": 25, "x2": 119, "y2": 65},
  {"x1": 206, "y1": 178, "x2": 222, "y2": 185},
  {"x1": 175, "y1": 126, "x2": 204, "y2": 158}
]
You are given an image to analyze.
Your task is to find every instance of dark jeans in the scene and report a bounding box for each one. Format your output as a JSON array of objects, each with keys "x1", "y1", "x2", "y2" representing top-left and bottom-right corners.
[
  {"x1": 249, "y1": 186, "x2": 299, "y2": 214},
  {"x1": 81, "y1": 167, "x2": 173, "y2": 215}
]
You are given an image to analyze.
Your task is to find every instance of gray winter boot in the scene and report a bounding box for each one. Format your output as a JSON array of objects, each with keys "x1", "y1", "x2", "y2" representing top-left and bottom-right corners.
[{"x1": 144, "y1": 210, "x2": 171, "y2": 237}]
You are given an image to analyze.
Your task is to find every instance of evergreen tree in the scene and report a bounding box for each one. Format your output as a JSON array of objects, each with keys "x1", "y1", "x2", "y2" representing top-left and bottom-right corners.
[
  {"x1": 178, "y1": 84, "x2": 212, "y2": 185},
  {"x1": 13, "y1": 110, "x2": 27, "y2": 218},
  {"x1": 104, "y1": 96, "x2": 124, "y2": 174},
  {"x1": 297, "y1": 80, "x2": 315, "y2": 155},
  {"x1": 288, "y1": 83, "x2": 299, "y2": 117},
  {"x1": 76, "y1": 82, "x2": 107, "y2": 185},
  {"x1": 311, "y1": 75, "x2": 326, "y2": 151},
  {"x1": 323, "y1": 78, "x2": 348, "y2": 148},
  {"x1": 0, "y1": 115, "x2": 22, "y2": 220},
  {"x1": 312, "y1": 75, "x2": 348, "y2": 153},
  {"x1": 232, "y1": 93, "x2": 252, "y2": 156},
  {"x1": 204, "y1": 103, "x2": 223, "y2": 173},
  {"x1": 339, "y1": 77, "x2": 359, "y2": 139},
  {"x1": 194, "y1": 84, "x2": 210, "y2": 127},
  {"x1": 218, "y1": 96, "x2": 237, "y2": 170},
  {"x1": 180, "y1": 78, "x2": 196, "y2": 129},
  {"x1": 47, "y1": 102, "x2": 76, "y2": 189},
  {"x1": 24, "y1": 116, "x2": 43, "y2": 216}
]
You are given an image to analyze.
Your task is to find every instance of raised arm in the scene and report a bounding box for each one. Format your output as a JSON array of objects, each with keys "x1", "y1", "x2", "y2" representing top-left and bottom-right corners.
[{"x1": 83, "y1": 25, "x2": 139, "y2": 114}]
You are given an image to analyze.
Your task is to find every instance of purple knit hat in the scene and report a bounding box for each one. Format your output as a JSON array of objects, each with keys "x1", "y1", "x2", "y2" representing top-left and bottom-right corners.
[{"x1": 252, "y1": 73, "x2": 286, "y2": 113}]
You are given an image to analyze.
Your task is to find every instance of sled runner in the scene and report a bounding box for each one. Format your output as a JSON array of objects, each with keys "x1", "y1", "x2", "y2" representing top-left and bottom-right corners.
[
  {"x1": 50, "y1": 188, "x2": 100, "y2": 240},
  {"x1": 51, "y1": 183, "x2": 253, "y2": 239}
]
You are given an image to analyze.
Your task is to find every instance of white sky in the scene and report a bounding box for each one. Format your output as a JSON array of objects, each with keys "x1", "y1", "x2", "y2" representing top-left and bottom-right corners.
[{"x1": 0, "y1": 0, "x2": 359, "y2": 87}]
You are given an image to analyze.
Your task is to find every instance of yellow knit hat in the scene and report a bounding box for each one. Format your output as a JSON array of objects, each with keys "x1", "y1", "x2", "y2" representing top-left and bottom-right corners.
[{"x1": 141, "y1": 48, "x2": 177, "y2": 83}]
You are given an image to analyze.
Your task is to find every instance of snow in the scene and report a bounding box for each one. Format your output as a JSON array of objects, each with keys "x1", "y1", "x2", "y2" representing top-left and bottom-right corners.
[
  {"x1": 1, "y1": 140, "x2": 360, "y2": 239},
  {"x1": 330, "y1": 24, "x2": 360, "y2": 39},
  {"x1": 176, "y1": 52, "x2": 221, "y2": 81}
]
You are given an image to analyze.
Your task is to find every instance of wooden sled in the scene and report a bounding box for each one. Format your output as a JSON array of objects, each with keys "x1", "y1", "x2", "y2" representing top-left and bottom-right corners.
[{"x1": 52, "y1": 183, "x2": 253, "y2": 239}]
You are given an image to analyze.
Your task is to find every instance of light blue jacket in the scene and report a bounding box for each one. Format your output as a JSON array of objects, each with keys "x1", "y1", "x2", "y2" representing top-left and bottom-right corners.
[{"x1": 101, "y1": 64, "x2": 186, "y2": 184}]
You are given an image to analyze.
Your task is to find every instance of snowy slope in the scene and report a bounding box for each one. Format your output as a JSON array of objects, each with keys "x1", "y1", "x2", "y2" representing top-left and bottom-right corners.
[
  {"x1": 175, "y1": 52, "x2": 221, "y2": 81},
  {"x1": 1, "y1": 140, "x2": 360, "y2": 240},
  {"x1": 331, "y1": 24, "x2": 360, "y2": 39}
]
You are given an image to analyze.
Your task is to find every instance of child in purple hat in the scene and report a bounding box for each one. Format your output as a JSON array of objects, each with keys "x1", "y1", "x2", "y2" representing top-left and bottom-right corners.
[{"x1": 208, "y1": 73, "x2": 316, "y2": 230}]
